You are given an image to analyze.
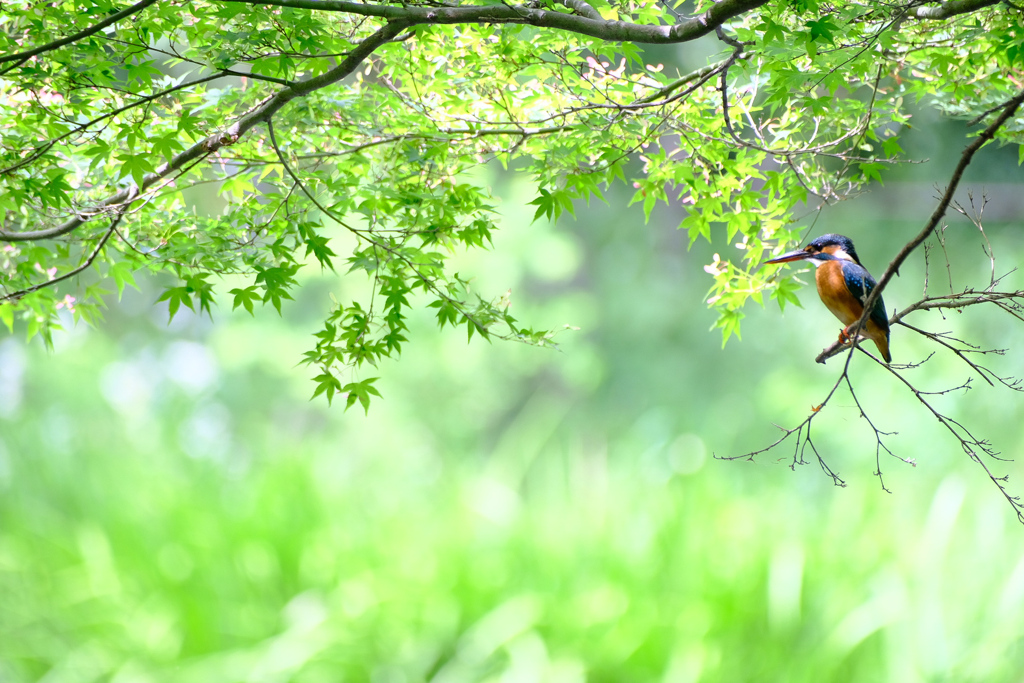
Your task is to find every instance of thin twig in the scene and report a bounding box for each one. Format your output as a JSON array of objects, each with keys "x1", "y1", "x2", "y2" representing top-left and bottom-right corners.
[
  {"x1": 849, "y1": 87, "x2": 1024, "y2": 340},
  {"x1": 0, "y1": 210, "x2": 125, "y2": 302}
]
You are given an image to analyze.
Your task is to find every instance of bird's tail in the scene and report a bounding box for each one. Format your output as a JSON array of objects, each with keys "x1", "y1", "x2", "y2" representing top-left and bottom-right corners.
[{"x1": 873, "y1": 333, "x2": 892, "y2": 364}]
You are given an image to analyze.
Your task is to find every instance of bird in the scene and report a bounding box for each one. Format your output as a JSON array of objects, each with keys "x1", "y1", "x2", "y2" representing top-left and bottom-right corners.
[{"x1": 764, "y1": 233, "x2": 891, "y2": 364}]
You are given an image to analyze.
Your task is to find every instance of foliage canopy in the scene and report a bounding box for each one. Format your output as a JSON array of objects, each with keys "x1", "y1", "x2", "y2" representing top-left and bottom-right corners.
[{"x1": 1, "y1": 0, "x2": 1022, "y2": 408}]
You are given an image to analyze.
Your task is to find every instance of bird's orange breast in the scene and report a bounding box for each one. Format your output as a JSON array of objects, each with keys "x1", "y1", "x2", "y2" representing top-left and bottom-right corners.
[{"x1": 815, "y1": 260, "x2": 863, "y2": 326}]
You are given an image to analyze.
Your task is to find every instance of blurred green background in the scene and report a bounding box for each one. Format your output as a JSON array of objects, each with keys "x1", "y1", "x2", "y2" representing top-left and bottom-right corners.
[{"x1": 3, "y1": 98, "x2": 1024, "y2": 681}]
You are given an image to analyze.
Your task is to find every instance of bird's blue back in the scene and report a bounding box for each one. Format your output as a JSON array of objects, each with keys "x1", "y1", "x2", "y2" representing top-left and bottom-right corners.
[{"x1": 841, "y1": 260, "x2": 889, "y2": 334}]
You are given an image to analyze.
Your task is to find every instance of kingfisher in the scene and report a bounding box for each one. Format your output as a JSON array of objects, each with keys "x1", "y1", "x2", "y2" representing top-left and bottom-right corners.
[{"x1": 764, "y1": 233, "x2": 892, "y2": 364}]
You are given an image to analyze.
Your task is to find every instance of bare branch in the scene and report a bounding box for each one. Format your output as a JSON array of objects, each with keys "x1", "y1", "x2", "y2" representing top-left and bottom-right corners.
[
  {"x1": 896, "y1": 320, "x2": 995, "y2": 386},
  {"x1": 745, "y1": 309, "x2": 1024, "y2": 522},
  {"x1": 845, "y1": 87, "x2": 1024, "y2": 343},
  {"x1": 884, "y1": 363, "x2": 1024, "y2": 522},
  {"x1": 762, "y1": 222, "x2": 1024, "y2": 522},
  {"x1": 814, "y1": 286, "x2": 1024, "y2": 365},
  {"x1": 841, "y1": 374, "x2": 905, "y2": 493},
  {"x1": 717, "y1": 367, "x2": 850, "y2": 487}
]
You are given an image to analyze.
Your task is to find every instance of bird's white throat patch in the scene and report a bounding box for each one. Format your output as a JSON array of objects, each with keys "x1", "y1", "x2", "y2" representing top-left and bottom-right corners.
[
  {"x1": 831, "y1": 247, "x2": 854, "y2": 261},
  {"x1": 808, "y1": 246, "x2": 855, "y2": 267}
]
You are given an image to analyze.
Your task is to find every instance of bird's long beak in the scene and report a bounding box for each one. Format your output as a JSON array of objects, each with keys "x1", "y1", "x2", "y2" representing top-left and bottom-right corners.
[{"x1": 764, "y1": 249, "x2": 812, "y2": 265}]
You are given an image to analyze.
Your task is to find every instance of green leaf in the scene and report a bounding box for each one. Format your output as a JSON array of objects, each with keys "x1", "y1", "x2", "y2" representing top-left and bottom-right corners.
[
  {"x1": 229, "y1": 286, "x2": 261, "y2": 315},
  {"x1": 304, "y1": 234, "x2": 336, "y2": 270},
  {"x1": 184, "y1": 273, "x2": 216, "y2": 317},
  {"x1": 150, "y1": 134, "x2": 185, "y2": 163},
  {"x1": 771, "y1": 276, "x2": 804, "y2": 312},
  {"x1": 0, "y1": 304, "x2": 13, "y2": 333},
  {"x1": 757, "y1": 19, "x2": 786, "y2": 43},
  {"x1": 311, "y1": 370, "x2": 344, "y2": 405},
  {"x1": 116, "y1": 152, "x2": 156, "y2": 190},
  {"x1": 156, "y1": 286, "x2": 194, "y2": 321},
  {"x1": 428, "y1": 298, "x2": 461, "y2": 329},
  {"x1": 2, "y1": 0, "x2": 1018, "y2": 409},
  {"x1": 109, "y1": 262, "x2": 139, "y2": 299},
  {"x1": 342, "y1": 378, "x2": 382, "y2": 414},
  {"x1": 858, "y1": 162, "x2": 885, "y2": 184},
  {"x1": 713, "y1": 309, "x2": 745, "y2": 346},
  {"x1": 529, "y1": 189, "x2": 557, "y2": 222},
  {"x1": 882, "y1": 136, "x2": 903, "y2": 158},
  {"x1": 805, "y1": 17, "x2": 838, "y2": 43}
]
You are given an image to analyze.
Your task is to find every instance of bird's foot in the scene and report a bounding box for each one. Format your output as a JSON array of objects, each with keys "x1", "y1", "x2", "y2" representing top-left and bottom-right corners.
[{"x1": 838, "y1": 326, "x2": 862, "y2": 344}]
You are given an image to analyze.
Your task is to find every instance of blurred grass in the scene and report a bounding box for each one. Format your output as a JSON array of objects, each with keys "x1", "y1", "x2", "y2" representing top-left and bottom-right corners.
[
  {"x1": 3, "y1": 116, "x2": 1024, "y2": 681},
  {"x1": 2, "y1": 355, "x2": 1023, "y2": 682}
]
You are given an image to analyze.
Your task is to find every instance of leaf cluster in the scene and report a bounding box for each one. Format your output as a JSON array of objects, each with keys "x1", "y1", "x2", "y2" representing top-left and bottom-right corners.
[{"x1": 0, "y1": 0, "x2": 1020, "y2": 406}]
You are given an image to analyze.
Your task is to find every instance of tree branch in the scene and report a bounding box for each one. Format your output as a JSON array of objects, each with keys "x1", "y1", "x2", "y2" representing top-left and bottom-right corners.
[
  {"x1": 0, "y1": 0, "x2": 773, "y2": 244},
  {"x1": 0, "y1": 70, "x2": 290, "y2": 180},
  {"x1": 0, "y1": 0, "x2": 159, "y2": 67},
  {"x1": 743, "y1": 288, "x2": 1024, "y2": 521},
  {"x1": 220, "y1": 0, "x2": 773, "y2": 44},
  {"x1": 912, "y1": 0, "x2": 1002, "y2": 19},
  {"x1": 0, "y1": 210, "x2": 124, "y2": 302},
  {"x1": 0, "y1": 21, "x2": 407, "y2": 244},
  {"x1": 814, "y1": 287, "x2": 1024, "y2": 365},
  {"x1": 636, "y1": 59, "x2": 729, "y2": 104},
  {"x1": 556, "y1": 0, "x2": 603, "y2": 21},
  {"x1": 843, "y1": 87, "x2": 1024, "y2": 344},
  {"x1": 884, "y1": 361, "x2": 1024, "y2": 523}
]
